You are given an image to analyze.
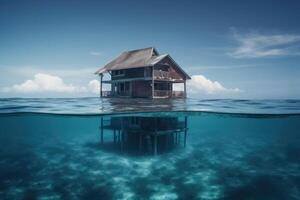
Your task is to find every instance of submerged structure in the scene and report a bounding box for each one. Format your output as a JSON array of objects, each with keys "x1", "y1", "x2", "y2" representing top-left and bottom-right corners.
[
  {"x1": 95, "y1": 47, "x2": 191, "y2": 98},
  {"x1": 99, "y1": 115, "x2": 188, "y2": 155}
]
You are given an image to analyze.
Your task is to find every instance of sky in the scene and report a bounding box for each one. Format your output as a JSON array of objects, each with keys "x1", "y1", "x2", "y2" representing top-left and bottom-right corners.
[{"x1": 0, "y1": 0, "x2": 300, "y2": 99}]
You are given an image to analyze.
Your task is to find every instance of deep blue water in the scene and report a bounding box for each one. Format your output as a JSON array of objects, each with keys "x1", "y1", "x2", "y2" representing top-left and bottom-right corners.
[{"x1": 0, "y1": 98, "x2": 300, "y2": 200}]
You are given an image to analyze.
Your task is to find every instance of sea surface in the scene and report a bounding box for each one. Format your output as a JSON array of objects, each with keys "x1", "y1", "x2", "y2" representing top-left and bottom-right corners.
[{"x1": 0, "y1": 98, "x2": 299, "y2": 200}]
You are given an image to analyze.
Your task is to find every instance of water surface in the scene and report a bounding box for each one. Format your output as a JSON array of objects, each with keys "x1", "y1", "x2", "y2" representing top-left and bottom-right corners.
[
  {"x1": 1, "y1": 98, "x2": 300, "y2": 114},
  {"x1": 0, "y1": 98, "x2": 299, "y2": 199}
]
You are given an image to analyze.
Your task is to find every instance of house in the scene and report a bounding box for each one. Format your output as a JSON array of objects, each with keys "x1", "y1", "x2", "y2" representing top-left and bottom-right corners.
[{"x1": 95, "y1": 47, "x2": 191, "y2": 98}]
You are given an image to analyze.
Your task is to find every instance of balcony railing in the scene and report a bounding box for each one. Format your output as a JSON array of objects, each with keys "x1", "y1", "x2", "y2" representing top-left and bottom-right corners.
[
  {"x1": 153, "y1": 70, "x2": 171, "y2": 80},
  {"x1": 153, "y1": 90, "x2": 185, "y2": 98},
  {"x1": 102, "y1": 91, "x2": 112, "y2": 97},
  {"x1": 153, "y1": 90, "x2": 172, "y2": 97},
  {"x1": 102, "y1": 90, "x2": 185, "y2": 98},
  {"x1": 102, "y1": 91, "x2": 131, "y2": 97},
  {"x1": 172, "y1": 91, "x2": 185, "y2": 98}
]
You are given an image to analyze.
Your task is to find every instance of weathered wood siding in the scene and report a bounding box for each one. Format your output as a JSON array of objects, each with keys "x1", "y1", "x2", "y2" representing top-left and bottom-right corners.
[
  {"x1": 132, "y1": 80, "x2": 152, "y2": 98},
  {"x1": 111, "y1": 67, "x2": 150, "y2": 80},
  {"x1": 155, "y1": 57, "x2": 185, "y2": 80}
]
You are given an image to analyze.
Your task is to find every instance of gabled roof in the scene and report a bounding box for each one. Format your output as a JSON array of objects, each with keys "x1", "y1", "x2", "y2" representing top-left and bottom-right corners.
[{"x1": 95, "y1": 47, "x2": 191, "y2": 79}]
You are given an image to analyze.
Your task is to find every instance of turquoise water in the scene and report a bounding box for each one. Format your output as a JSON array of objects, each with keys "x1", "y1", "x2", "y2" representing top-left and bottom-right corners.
[
  {"x1": 1, "y1": 98, "x2": 300, "y2": 114},
  {"x1": 0, "y1": 98, "x2": 300, "y2": 199}
]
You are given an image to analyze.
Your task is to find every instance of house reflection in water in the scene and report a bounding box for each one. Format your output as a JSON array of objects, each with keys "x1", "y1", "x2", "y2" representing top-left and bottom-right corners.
[{"x1": 99, "y1": 115, "x2": 188, "y2": 155}]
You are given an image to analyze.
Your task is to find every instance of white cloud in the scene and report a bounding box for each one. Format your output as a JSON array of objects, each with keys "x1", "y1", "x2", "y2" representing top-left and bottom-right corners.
[
  {"x1": 88, "y1": 79, "x2": 100, "y2": 94},
  {"x1": 9, "y1": 73, "x2": 86, "y2": 93},
  {"x1": 2, "y1": 73, "x2": 102, "y2": 96},
  {"x1": 90, "y1": 51, "x2": 102, "y2": 56},
  {"x1": 186, "y1": 75, "x2": 240, "y2": 95},
  {"x1": 2, "y1": 73, "x2": 239, "y2": 97},
  {"x1": 229, "y1": 32, "x2": 300, "y2": 58}
]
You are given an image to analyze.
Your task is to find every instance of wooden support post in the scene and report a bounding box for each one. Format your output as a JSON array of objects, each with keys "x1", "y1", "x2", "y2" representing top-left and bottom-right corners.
[
  {"x1": 154, "y1": 118, "x2": 157, "y2": 155},
  {"x1": 173, "y1": 133, "x2": 176, "y2": 147},
  {"x1": 113, "y1": 129, "x2": 116, "y2": 144},
  {"x1": 166, "y1": 134, "x2": 169, "y2": 150},
  {"x1": 139, "y1": 134, "x2": 142, "y2": 154},
  {"x1": 184, "y1": 80, "x2": 187, "y2": 98},
  {"x1": 129, "y1": 81, "x2": 132, "y2": 97},
  {"x1": 121, "y1": 132, "x2": 124, "y2": 152},
  {"x1": 100, "y1": 117, "x2": 103, "y2": 144},
  {"x1": 184, "y1": 116, "x2": 187, "y2": 147},
  {"x1": 154, "y1": 134, "x2": 157, "y2": 156},
  {"x1": 152, "y1": 66, "x2": 154, "y2": 98},
  {"x1": 120, "y1": 118, "x2": 124, "y2": 152},
  {"x1": 184, "y1": 132, "x2": 187, "y2": 147},
  {"x1": 100, "y1": 74, "x2": 103, "y2": 97}
]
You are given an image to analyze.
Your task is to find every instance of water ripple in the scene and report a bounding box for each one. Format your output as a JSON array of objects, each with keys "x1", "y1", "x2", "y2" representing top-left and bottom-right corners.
[{"x1": 0, "y1": 98, "x2": 299, "y2": 115}]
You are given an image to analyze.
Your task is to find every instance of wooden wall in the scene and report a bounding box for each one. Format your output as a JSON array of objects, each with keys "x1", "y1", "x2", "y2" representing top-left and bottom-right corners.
[
  {"x1": 132, "y1": 80, "x2": 152, "y2": 98},
  {"x1": 111, "y1": 67, "x2": 148, "y2": 80},
  {"x1": 156, "y1": 57, "x2": 185, "y2": 80}
]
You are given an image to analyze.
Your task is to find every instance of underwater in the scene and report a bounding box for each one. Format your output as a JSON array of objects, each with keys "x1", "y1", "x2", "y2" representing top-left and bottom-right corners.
[{"x1": 0, "y1": 98, "x2": 300, "y2": 200}]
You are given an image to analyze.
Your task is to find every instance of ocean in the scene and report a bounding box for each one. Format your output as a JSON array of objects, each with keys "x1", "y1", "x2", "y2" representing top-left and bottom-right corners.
[{"x1": 0, "y1": 98, "x2": 299, "y2": 200}]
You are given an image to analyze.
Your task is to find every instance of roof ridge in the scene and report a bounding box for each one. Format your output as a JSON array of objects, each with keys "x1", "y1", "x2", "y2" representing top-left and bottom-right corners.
[{"x1": 124, "y1": 47, "x2": 154, "y2": 53}]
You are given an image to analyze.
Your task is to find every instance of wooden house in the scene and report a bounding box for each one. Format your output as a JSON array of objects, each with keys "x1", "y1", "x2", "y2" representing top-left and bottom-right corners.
[{"x1": 95, "y1": 47, "x2": 191, "y2": 98}]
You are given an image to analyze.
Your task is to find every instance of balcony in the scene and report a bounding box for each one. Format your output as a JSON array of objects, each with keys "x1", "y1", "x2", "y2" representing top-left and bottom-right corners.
[
  {"x1": 102, "y1": 91, "x2": 131, "y2": 97},
  {"x1": 153, "y1": 90, "x2": 171, "y2": 97},
  {"x1": 102, "y1": 90, "x2": 185, "y2": 98},
  {"x1": 153, "y1": 70, "x2": 171, "y2": 81},
  {"x1": 153, "y1": 90, "x2": 185, "y2": 98}
]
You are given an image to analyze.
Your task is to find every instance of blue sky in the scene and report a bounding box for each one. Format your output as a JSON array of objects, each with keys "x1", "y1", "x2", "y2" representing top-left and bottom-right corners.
[{"x1": 0, "y1": 0, "x2": 300, "y2": 98}]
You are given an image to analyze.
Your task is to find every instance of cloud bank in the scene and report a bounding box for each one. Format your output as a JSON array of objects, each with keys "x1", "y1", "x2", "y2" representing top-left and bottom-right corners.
[
  {"x1": 2, "y1": 73, "x2": 100, "y2": 95},
  {"x1": 87, "y1": 79, "x2": 100, "y2": 94},
  {"x1": 187, "y1": 75, "x2": 240, "y2": 95},
  {"x1": 229, "y1": 32, "x2": 300, "y2": 58},
  {"x1": 2, "y1": 73, "x2": 240, "y2": 98}
]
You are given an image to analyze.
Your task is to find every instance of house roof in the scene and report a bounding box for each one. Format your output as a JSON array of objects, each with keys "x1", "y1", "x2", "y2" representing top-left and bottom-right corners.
[{"x1": 95, "y1": 47, "x2": 191, "y2": 79}]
